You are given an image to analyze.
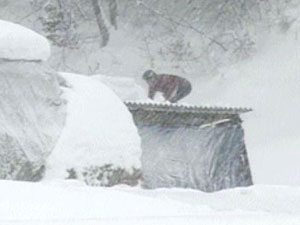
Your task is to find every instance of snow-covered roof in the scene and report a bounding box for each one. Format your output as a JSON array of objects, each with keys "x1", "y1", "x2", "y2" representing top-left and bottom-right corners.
[{"x1": 0, "y1": 20, "x2": 50, "y2": 61}]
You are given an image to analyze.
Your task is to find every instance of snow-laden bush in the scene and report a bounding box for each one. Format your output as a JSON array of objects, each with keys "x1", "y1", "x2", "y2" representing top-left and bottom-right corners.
[
  {"x1": 66, "y1": 165, "x2": 141, "y2": 187},
  {"x1": 0, "y1": 134, "x2": 30, "y2": 180}
]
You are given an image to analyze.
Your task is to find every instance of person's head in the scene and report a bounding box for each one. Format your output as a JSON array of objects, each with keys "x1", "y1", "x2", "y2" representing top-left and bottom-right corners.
[{"x1": 143, "y1": 70, "x2": 157, "y2": 82}]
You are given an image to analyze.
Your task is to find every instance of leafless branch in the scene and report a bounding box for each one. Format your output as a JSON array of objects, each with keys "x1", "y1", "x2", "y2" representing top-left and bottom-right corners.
[
  {"x1": 91, "y1": 0, "x2": 109, "y2": 47},
  {"x1": 138, "y1": 1, "x2": 228, "y2": 52}
]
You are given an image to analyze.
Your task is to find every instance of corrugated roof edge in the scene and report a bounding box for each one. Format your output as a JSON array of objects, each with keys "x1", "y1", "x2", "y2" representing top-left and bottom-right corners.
[{"x1": 124, "y1": 101, "x2": 252, "y2": 115}]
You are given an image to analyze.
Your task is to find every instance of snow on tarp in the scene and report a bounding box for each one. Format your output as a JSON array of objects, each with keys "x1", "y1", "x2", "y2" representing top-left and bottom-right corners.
[
  {"x1": 125, "y1": 102, "x2": 252, "y2": 192},
  {"x1": 0, "y1": 20, "x2": 50, "y2": 61},
  {"x1": 45, "y1": 73, "x2": 141, "y2": 180}
]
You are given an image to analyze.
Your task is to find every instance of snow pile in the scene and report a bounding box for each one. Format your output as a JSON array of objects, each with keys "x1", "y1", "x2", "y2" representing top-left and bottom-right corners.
[
  {"x1": 190, "y1": 27, "x2": 300, "y2": 185},
  {"x1": 45, "y1": 73, "x2": 141, "y2": 182},
  {"x1": 0, "y1": 180, "x2": 299, "y2": 225},
  {"x1": 93, "y1": 74, "x2": 147, "y2": 101},
  {"x1": 0, "y1": 20, "x2": 50, "y2": 61}
]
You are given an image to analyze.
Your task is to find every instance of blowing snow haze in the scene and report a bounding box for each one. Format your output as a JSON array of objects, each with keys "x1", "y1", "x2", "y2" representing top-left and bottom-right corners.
[{"x1": 0, "y1": 1, "x2": 300, "y2": 224}]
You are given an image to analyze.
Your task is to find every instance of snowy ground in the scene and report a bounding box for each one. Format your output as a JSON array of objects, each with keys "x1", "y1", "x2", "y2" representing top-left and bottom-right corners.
[{"x1": 0, "y1": 180, "x2": 299, "y2": 225}]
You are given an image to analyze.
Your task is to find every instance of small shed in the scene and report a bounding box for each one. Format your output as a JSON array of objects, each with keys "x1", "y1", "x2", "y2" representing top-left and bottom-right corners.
[{"x1": 125, "y1": 101, "x2": 253, "y2": 192}]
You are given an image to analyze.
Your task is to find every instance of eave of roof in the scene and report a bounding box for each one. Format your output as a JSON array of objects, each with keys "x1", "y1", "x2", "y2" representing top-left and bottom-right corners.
[{"x1": 125, "y1": 101, "x2": 252, "y2": 115}]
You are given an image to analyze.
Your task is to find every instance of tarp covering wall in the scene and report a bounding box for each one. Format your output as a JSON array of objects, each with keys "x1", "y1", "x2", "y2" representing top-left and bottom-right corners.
[{"x1": 126, "y1": 102, "x2": 252, "y2": 192}]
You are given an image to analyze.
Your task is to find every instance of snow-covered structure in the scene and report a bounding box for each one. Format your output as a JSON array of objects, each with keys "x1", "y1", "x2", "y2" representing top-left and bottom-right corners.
[
  {"x1": 126, "y1": 102, "x2": 253, "y2": 192},
  {"x1": 45, "y1": 73, "x2": 142, "y2": 186},
  {"x1": 0, "y1": 20, "x2": 66, "y2": 180},
  {"x1": 0, "y1": 20, "x2": 141, "y2": 185}
]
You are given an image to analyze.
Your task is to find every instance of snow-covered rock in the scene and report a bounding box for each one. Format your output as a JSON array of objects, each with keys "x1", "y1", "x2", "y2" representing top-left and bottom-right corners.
[
  {"x1": 0, "y1": 20, "x2": 50, "y2": 61},
  {"x1": 45, "y1": 73, "x2": 141, "y2": 185},
  {"x1": 0, "y1": 61, "x2": 66, "y2": 180}
]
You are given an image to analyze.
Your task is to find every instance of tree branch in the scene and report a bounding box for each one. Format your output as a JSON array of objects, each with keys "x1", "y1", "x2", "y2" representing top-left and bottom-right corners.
[
  {"x1": 138, "y1": 1, "x2": 228, "y2": 52},
  {"x1": 91, "y1": 0, "x2": 109, "y2": 47}
]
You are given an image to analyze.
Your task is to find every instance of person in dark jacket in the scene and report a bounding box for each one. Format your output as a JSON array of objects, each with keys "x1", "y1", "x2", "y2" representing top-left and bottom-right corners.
[{"x1": 143, "y1": 70, "x2": 192, "y2": 103}]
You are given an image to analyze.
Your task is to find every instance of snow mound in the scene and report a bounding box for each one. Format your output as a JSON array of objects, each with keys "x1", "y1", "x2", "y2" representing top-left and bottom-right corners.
[
  {"x1": 0, "y1": 20, "x2": 50, "y2": 61},
  {"x1": 45, "y1": 73, "x2": 141, "y2": 180}
]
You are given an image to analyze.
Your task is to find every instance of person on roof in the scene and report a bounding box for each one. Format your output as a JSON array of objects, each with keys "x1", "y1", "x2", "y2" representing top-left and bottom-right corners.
[{"x1": 143, "y1": 70, "x2": 192, "y2": 103}]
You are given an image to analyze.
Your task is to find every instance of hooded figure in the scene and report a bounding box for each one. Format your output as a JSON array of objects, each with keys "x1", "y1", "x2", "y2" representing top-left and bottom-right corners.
[{"x1": 143, "y1": 70, "x2": 192, "y2": 103}]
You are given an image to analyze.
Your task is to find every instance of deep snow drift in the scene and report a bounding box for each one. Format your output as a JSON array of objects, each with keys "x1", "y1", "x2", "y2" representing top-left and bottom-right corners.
[
  {"x1": 0, "y1": 20, "x2": 50, "y2": 61},
  {"x1": 45, "y1": 73, "x2": 141, "y2": 180},
  {"x1": 0, "y1": 180, "x2": 299, "y2": 225}
]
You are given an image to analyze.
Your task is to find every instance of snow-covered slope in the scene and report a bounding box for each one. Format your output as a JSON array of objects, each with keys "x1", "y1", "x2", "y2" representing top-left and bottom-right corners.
[
  {"x1": 189, "y1": 28, "x2": 300, "y2": 186},
  {"x1": 0, "y1": 180, "x2": 299, "y2": 225},
  {"x1": 0, "y1": 20, "x2": 50, "y2": 61},
  {"x1": 45, "y1": 73, "x2": 141, "y2": 180}
]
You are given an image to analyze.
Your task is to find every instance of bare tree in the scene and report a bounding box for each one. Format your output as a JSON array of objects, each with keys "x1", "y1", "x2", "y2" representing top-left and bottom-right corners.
[
  {"x1": 108, "y1": 0, "x2": 118, "y2": 29},
  {"x1": 91, "y1": 0, "x2": 109, "y2": 47},
  {"x1": 9, "y1": 0, "x2": 300, "y2": 74}
]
